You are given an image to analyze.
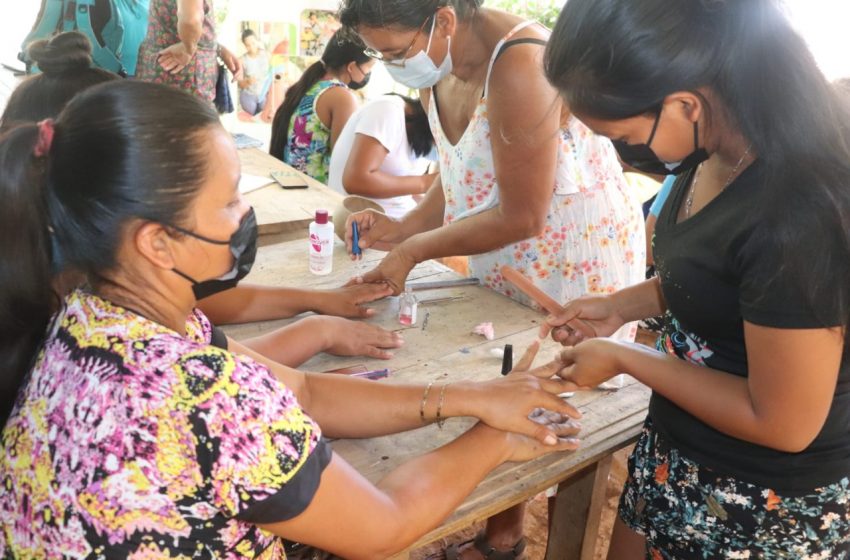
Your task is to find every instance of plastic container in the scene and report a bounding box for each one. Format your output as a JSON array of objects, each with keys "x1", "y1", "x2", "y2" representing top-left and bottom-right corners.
[{"x1": 309, "y1": 209, "x2": 334, "y2": 275}]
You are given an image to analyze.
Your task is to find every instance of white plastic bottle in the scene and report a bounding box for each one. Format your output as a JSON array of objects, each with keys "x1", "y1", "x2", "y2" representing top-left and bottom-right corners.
[{"x1": 309, "y1": 209, "x2": 334, "y2": 275}]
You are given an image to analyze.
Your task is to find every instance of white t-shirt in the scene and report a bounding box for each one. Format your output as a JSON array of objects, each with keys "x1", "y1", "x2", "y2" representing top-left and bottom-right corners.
[{"x1": 328, "y1": 95, "x2": 431, "y2": 219}]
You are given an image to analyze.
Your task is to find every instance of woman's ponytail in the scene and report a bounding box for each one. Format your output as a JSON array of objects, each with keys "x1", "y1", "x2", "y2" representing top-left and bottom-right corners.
[
  {"x1": 0, "y1": 123, "x2": 59, "y2": 424},
  {"x1": 269, "y1": 60, "x2": 327, "y2": 159}
]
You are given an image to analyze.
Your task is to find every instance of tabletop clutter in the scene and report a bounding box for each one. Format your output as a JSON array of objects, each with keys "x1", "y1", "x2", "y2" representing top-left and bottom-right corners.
[{"x1": 227, "y1": 152, "x2": 649, "y2": 559}]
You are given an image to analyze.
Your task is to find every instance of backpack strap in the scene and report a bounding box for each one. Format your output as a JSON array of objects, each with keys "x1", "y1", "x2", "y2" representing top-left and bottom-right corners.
[{"x1": 75, "y1": 0, "x2": 127, "y2": 76}]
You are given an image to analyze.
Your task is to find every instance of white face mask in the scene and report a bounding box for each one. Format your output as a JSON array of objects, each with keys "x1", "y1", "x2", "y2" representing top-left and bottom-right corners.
[{"x1": 385, "y1": 16, "x2": 452, "y2": 89}]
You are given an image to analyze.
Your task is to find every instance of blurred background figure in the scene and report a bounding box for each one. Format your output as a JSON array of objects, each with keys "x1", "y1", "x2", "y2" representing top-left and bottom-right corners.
[
  {"x1": 136, "y1": 0, "x2": 241, "y2": 104},
  {"x1": 329, "y1": 94, "x2": 438, "y2": 219},
  {"x1": 237, "y1": 28, "x2": 269, "y2": 116}
]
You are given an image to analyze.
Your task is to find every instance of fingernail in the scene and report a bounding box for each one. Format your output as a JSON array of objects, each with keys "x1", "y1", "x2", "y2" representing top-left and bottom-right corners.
[{"x1": 544, "y1": 434, "x2": 557, "y2": 446}]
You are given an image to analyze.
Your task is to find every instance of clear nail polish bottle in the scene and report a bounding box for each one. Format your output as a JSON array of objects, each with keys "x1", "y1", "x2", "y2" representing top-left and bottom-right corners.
[{"x1": 398, "y1": 288, "x2": 418, "y2": 326}]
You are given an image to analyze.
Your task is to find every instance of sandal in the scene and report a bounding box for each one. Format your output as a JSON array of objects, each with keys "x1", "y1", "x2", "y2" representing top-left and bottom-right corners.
[{"x1": 444, "y1": 531, "x2": 527, "y2": 560}]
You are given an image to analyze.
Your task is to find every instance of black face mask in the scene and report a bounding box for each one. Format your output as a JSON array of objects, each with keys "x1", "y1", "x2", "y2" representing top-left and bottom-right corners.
[
  {"x1": 612, "y1": 108, "x2": 708, "y2": 176},
  {"x1": 170, "y1": 208, "x2": 258, "y2": 300},
  {"x1": 348, "y1": 68, "x2": 371, "y2": 90}
]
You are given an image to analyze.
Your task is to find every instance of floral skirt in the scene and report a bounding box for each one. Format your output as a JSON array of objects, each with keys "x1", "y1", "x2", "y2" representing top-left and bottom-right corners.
[
  {"x1": 136, "y1": 44, "x2": 218, "y2": 103},
  {"x1": 619, "y1": 418, "x2": 850, "y2": 559}
]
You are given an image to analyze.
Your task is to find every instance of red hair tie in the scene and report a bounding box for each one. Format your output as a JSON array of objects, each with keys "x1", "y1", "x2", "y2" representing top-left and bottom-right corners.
[{"x1": 34, "y1": 119, "x2": 55, "y2": 158}]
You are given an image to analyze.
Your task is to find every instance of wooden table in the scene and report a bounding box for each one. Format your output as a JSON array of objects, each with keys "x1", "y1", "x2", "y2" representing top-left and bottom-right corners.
[
  {"x1": 224, "y1": 239, "x2": 651, "y2": 560},
  {"x1": 238, "y1": 148, "x2": 344, "y2": 245}
]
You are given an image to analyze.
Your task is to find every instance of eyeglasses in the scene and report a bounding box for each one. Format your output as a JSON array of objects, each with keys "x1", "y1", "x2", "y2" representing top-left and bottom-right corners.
[{"x1": 363, "y1": 14, "x2": 432, "y2": 68}]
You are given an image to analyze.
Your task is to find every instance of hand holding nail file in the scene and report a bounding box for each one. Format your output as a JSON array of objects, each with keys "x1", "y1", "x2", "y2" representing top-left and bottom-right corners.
[{"x1": 499, "y1": 265, "x2": 595, "y2": 339}]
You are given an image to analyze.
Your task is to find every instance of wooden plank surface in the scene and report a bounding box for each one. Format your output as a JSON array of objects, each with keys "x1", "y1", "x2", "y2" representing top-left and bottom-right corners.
[
  {"x1": 222, "y1": 237, "x2": 650, "y2": 556},
  {"x1": 238, "y1": 147, "x2": 344, "y2": 241}
]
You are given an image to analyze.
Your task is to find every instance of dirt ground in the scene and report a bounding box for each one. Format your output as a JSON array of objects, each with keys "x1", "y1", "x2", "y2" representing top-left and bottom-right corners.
[{"x1": 410, "y1": 447, "x2": 631, "y2": 560}]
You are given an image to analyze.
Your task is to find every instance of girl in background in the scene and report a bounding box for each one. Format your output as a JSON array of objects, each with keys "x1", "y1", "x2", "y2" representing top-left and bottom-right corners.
[{"x1": 270, "y1": 30, "x2": 374, "y2": 184}]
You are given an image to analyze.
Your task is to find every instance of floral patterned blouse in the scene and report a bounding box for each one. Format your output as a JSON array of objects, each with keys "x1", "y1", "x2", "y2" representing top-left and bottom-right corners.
[
  {"x1": 136, "y1": 0, "x2": 219, "y2": 102},
  {"x1": 429, "y1": 21, "x2": 646, "y2": 345},
  {"x1": 0, "y1": 290, "x2": 330, "y2": 558},
  {"x1": 282, "y1": 79, "x2": 348, "y2": 185}
]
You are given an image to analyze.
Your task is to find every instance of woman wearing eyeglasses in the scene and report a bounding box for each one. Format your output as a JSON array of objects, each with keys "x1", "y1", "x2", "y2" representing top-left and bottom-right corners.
[
  {"x1": 339, "y1": 1, "x2": 645, "y2": 558},
  {"x1": 269, "y1": 30, "x2": 375, "y2": 184}
]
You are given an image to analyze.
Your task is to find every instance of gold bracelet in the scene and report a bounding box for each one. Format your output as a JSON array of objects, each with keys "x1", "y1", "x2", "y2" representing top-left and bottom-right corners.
[
  {"x1": 420, "y1": 381, "x2": 435, "y2": 424},
  {"x1": 436, "y1": 383, "x2": 450, "y2": 429}
]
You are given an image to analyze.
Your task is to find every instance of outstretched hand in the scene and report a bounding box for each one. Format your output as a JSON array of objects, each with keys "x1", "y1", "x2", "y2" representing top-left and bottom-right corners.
[
  {"x1": 314, "y1": 283, "x2": 394, "y2": 318},
  {"x1": 553, "y1": 338, "x2": 625, "y2": 389},
  {"x1": 463, "y1": 341, "x2": 582, "y2": 447},
  {"x1": 157, "y1": 43, "x2": 193, "y2": 74}
]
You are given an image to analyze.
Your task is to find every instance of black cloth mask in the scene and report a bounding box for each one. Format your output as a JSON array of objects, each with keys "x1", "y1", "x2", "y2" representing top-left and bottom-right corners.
[
  {"x1": 612, "y1": 108, "x2": 708, "y2": 176},
  {"x1": 348, "y1": 69, "x2": 371, "y2": 90},
  {"x1": 171, "y1": 208, "x2": 258, "y2": 300}
]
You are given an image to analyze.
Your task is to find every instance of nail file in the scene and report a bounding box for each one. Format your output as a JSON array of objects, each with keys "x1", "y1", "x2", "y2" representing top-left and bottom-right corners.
[{"x1": 500, "y1": 265, "x2": 595, "y2": 337}]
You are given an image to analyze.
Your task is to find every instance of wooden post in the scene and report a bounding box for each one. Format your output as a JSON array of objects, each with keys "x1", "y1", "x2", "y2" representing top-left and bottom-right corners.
[{"x1": 545, "y1": 455, "x2": 614, "y2": 560}]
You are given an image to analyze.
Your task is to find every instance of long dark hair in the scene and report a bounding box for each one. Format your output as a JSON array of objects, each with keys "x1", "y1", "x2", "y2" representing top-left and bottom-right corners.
[
  {"x1": 387, "y1": 94, "x2": 434, "y2": 157},
  {"x1": 545, "y1": 0, "x2": 850, "y2": 332},
  {"x1": 269, "y1": 30, "x2": 371, "y2": 159},
  {"x1": 1, "y1": 32, "x2": 118, "y2": 131},
  {"x1": 0, "y1": 81, "x2": 220, "y2": 424},
  {"x1": 338, "y1": 0, "x2": 481, "y2": 29}
]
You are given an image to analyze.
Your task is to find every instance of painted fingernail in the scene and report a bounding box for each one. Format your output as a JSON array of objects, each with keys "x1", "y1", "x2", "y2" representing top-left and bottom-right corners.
[{"x1": 544, "y1": 434, "x2": 557, "y2": 446}]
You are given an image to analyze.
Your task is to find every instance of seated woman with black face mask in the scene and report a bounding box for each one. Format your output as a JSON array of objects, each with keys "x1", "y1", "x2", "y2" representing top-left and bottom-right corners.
[
  {"x1": 269, "y1": 30, "x2": 375, "y2": 185},
  {"x1": 0, "y1": 80, "x2": 584, "y2": 559},
  {"x1": 0, "y1": 31, "x2": 401, "y2": 369}
]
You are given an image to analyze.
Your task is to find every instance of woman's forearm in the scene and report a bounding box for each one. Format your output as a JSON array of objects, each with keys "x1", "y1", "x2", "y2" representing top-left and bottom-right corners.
[
  {"x1": 614, "y1": 341, "x2": 820, "y2": 453},
  {"x1": 344, "y1": 170, "x2": 438, "y2": 199},
  {"x1": 176, "y1": 0, "x2": 204, "y2": 53},
  {"x1": 241, "y1": 315, "x2": 330, "y2": 367},
  {"x1": 259, "y1": 424, "x2": 512, "y2": 560},
  {"x1": 610, "y1": 276, "x2": 666, "y2": 322},
  {"x1": 394, "y1": 174, "x2": 446, "y2": 241},
  {"x1": 198, "y1": 284, "x2": 321, "y2": 324},
  {"x1": 304, "y1": 375, "x2": 493, "y2": 439},
  {"x1": 404, "y1": 203, "x2": 543, "y2": 265}
]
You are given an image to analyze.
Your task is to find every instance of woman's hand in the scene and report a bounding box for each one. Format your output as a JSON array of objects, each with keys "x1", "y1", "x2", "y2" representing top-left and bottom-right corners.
[
  {"x1": 157, "y1": 43, "x2": 194, "y2": 74},
  {"x1": 348, "y1": 245, "x2": 417, "y2": 295},
  {"x1": 501, "y1": 414, "x2": 582, "y2": 462},
  {"x1": 345, "y1": 209, "x2": 405, "y2": 255},
  {"x1": 313, "y1": 283, "x2": 394, "y2": 318},
  {"x1": 554, "y1": 338, "x2": 627, "y2": 389},
  {"x1": 458, "y1": 341, "x2": 583, "y2": 446},
  {"x1": 218, "y1": 44, "x2": 244, "y2": 82},
  {"x1": 543, "y1": 294, "x2": 627, "y2": 346},
  {"x1": 321, "y1": 316, "x2": 404, "y2": 360}
]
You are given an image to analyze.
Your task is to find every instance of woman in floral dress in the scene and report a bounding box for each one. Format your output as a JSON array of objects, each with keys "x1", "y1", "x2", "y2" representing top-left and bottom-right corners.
[
  {"x1": 136, "y1": 0, "x2": 241, "y2": 103},
  {"x1": 339, "y1": 1, "x2": 645, "y2": 557}
]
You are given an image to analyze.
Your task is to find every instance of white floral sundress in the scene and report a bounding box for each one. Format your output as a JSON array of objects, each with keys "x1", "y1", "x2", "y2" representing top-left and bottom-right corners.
[{"x1": 429, "y1": 21, "x2": 646, "y2": 342}]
